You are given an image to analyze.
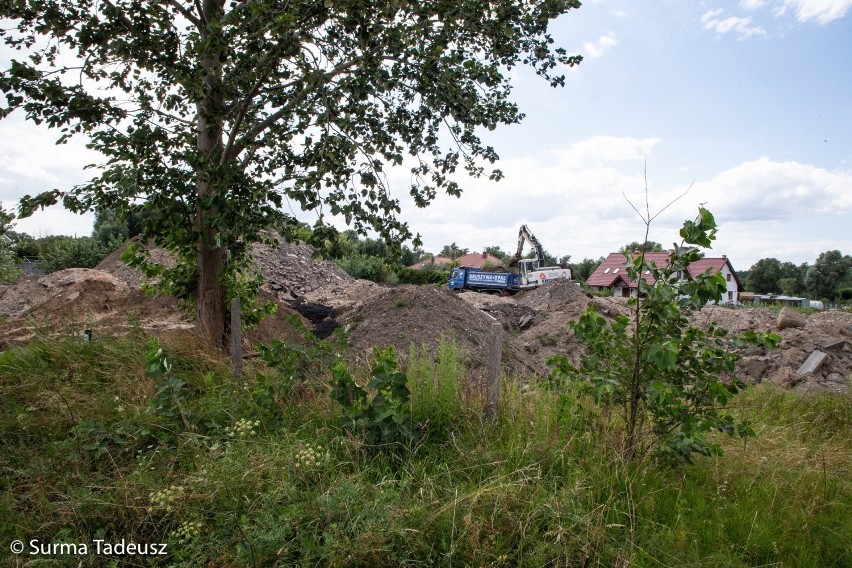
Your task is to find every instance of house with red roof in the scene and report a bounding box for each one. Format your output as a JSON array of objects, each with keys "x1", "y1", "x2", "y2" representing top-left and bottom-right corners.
[
  {"x1": 410, "y1": 252, "x2": 506, "y2": 270},
  {"x1": 587, "y1": 252, "x2": 742, "y2": 303}
]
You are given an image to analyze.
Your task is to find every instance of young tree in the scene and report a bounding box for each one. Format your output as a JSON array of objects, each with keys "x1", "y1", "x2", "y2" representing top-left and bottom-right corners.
[
  {"x1": 0, "y1": 206, "x2": 22, "y2": 283},
  {"x1": 1, "y1": 1, "x2": 581, "y2": 345},
  {"x1": 550, "y1": 208, "x2": 779, "y2": 462}
]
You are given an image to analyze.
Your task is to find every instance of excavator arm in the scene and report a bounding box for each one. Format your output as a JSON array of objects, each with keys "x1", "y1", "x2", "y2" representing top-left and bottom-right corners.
[{"x1": 510, "y1": 224, "x2": 545, "y2": 267}]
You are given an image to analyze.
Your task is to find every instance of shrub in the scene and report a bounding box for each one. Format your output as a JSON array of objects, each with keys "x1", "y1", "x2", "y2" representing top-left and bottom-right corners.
[
  {"x1": 42, "y1": 236, "x2": 119, "y2": 272},
  {"x1": 396, "y1": 266, "x2": 450, "y2": 285},
  {"x1": 335, "y1": 253, "x2": 387, "y2": 282},
  {"x1": 0, "y1": 244, "x2": 21, "y2": 283},
  {"x1": 331, "y1": 346, "x2": 418, "y2": 449}
]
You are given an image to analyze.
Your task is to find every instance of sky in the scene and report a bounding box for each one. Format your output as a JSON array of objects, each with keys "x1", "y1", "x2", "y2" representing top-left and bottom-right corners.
[{"x1": 1, "y1": 0, "x2": 851, "y2": 270}]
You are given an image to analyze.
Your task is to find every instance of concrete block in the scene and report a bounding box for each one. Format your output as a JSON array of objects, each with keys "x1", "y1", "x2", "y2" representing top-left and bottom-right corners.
[
  {"x1": 796, "y1": 351, "x2": 828, "y2": 375},
  {"x1": 819, "y1": 338, "x2": 848, "y2": 352}
]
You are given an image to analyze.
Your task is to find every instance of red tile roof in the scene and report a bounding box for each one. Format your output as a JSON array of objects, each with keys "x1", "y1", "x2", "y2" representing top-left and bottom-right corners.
[
  {"x1": 687, "y1": 256, "x2": 742, "y2": 290},
  {"x1": 587, "y1": 252, "x2": 741, "y2": 290},
  {"x1": 587, "y1": 252, "x2": 671, "y2": 288}
]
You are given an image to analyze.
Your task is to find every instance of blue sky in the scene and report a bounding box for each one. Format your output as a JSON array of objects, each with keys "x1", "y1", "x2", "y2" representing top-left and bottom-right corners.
[{"x1": 2, "y1": 0, "x2": 851, "y2": 269}]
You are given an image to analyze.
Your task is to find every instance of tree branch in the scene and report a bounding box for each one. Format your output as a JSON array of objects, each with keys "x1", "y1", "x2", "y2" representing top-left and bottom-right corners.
[
  {"x1": 221, "y1": 75, "x2": 266, "y2": 164},
  {"x1": 228, "y1": 56, "x2": 366, "y2": 160},
  {"x1": 168, "y1": 0, "x2": 202, "y2": 29}
]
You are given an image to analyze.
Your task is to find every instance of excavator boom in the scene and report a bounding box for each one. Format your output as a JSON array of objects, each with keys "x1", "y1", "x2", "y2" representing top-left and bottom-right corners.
[{"x1": 511, "y1": 224, "x2": 545, "y2": 268}]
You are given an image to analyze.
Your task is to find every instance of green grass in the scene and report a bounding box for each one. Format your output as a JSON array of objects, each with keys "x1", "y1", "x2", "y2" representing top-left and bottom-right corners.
[{"x1": 1, "y1": 332, "x2": 849, "y2": 566}]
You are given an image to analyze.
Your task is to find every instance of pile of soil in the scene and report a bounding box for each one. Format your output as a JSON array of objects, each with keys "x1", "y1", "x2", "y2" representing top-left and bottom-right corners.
[
  {"x1": 340, "y1": 285, "x2": 520, "y2": 374},
  {"x1": 251, "y1": 235, "x2": 352, "y2": 300},
  {"x1": 97, "y1": 233, "x2": 352, "y2": 300},
  {"x1": 693, "y1": 307, "x2": 852, "y2": 393},
  {"x1": 0, "y1": 268, "x2": 190, "y2": 344},
  {"x1": 457, "y1": 292, "x2": 537, "y2": 331},
  {"x1": 95, "y1": 242, "x2": 175, "y2": 289},
  {"x1": 302, "y1": 279, "x2": 384, "y2": 312}
]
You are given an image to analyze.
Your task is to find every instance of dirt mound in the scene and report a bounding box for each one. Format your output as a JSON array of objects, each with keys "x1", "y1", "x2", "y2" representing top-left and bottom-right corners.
[
  {"x1": 95, "y1": 241, "x2": 175, "y2": 289},
  {"x1": 691, "y1": 307, "x2": 852, "y2": 393},
  {"x1": 0, "y1": 269, "x2": 130, "y2": 319},
  {"x1": 97, "y1": 234, "x2": 352, "y2": 300},
  {"x1": 0, "y1": 268, "x2": 191, "y2": 343},
  {"x1": 517, "y1": 279, "x2": 590, "y2": 312},
  {"x1": 456, "y1": 291, "x2": 537, "y2": 331},
  {"x1": 251, "y1": 235, "x2": 353, "y2": 299},
  {"x1": 302, "y1": 279, "x2": 384, "y2": 312},
  {"x1": 341, "y1": 285, "x2": 514, "y2": 373}
]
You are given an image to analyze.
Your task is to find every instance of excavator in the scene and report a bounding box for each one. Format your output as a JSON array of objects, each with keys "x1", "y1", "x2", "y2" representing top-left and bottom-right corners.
[
  {"x1": 509, "y1": 224, "x2": 571, "y2": 289},
  {"x1": 448, "y1": 224, "x2": 571, "y2": 294}
]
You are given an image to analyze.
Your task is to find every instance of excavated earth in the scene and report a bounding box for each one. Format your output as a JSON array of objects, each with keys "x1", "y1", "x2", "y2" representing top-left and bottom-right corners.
[{"x1": 0, "y1": 239, "x2": 849, "y2": 395}]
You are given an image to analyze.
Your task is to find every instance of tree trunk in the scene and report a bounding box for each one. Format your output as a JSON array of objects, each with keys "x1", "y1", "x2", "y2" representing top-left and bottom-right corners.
[
  {"x1": 195, "y1": 0, "x2": 227, "y2": 347},
  {"x1": 196, "y1": 219, "x2": 226, "y2": 346}
]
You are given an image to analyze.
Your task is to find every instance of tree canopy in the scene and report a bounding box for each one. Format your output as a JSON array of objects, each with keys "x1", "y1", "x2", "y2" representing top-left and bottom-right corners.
[
  {"x1": 806, "y1": 250, "x2": 852, "y2": 300},
  {"x1": 746, "y1": 258, "x2": 782, "y2": 294},
  {"x1": 0, "y1": 0, "x2": 581, "y2": 344},
  {"x1": 439, "y1": 243, "x2": 469, "y2": 259},
  {"x1": 620, "y1": 240, "x2": 664, "y2": 253}
]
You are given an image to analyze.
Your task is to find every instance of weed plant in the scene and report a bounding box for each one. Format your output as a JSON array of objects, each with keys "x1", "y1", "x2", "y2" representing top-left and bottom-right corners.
[{"x1": 0, "y1": 332, "x2": 849, "y2": 566}]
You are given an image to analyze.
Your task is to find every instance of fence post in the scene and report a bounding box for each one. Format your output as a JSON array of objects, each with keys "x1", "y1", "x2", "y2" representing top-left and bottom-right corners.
[
  {"x1": 485, "y1": 320, "x2": 502, "y2": 420},
  {"x1": 231, "y1": 296, "x2": 243, "y2": 379}
]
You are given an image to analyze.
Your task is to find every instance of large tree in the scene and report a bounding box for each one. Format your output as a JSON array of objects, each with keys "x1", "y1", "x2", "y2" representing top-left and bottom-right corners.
[
  {"x1": 745, "y1": 257, "x2": 782, "y2": 294},
  {"x1": 806, "y1": 250, "x2": 852, "y2": 300},
  {"x1": 0, "y1": 0, "x2": 580, "y2": 345}
]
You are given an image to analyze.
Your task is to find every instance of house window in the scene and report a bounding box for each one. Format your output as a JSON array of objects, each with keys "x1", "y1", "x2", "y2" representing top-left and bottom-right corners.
[
  {"x1": 612, "y1": 268, "x2": 619, "y2": 273},
  {"x1": 726, "y1": 273, "x2": 731, "y2": 282},
  {"x1": 643, "y1": 269, "x2": 650, "y2": 275},
  {"x1": 728, "y1": 291, "x2": 733, "y2": 300},
  {"x1": 604, "y1": 267, "x2": 611, "y2": 273}
]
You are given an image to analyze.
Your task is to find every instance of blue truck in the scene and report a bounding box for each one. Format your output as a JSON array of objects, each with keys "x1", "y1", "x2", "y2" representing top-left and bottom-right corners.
[{"x1": 448, "y1": 267, "x2": 520, "y2": 295}]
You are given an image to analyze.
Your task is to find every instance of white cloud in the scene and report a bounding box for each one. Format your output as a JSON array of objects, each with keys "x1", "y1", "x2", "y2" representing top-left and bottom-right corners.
[
  {"x1": 740, "y1": 0, "x2": 770, "y2": 9},
  {"x1": 388, "y1": 135, "x2": 664, "y2": 261},
  {"x1": 740, "y1": 0, "x2": 852, "y2": 24},
  {"x1": 0, "y1": 119, "x2": 100, "y2": 199},
  {"x1": 779, "y1": 0, "x2": 852, "y2": 23},
  {"x1": 583, "y1": 32, "x2": 619, "y2": 59},
  {"x1": 551, "y1": 136, "x2": 661, "y2": 168},
  {"x1": 689, "y1": 157, "x2": 852, "y2": 219},
  {"x1": 702, "y1": 10, "x2": 767, "y2": 38}
]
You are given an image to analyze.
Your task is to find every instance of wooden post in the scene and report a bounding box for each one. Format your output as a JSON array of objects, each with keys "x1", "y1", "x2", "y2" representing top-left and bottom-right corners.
[
  {"x1": 485, "y1": 320, "x2": 502, "y2": 420},
  {"x1": 231, "y1": 296, "x2": 243, "y2": 379}
]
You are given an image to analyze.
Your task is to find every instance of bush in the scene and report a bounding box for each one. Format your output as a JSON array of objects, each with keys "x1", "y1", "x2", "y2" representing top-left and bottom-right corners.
[
  {"x1": 396, "y1": 266, "x2": 450, "y2": 285},
  {"x1": 336, "y1": 253, "x2": 388, "y2": 282},
  {"x1": 836, "y1": 288, "x2": 852, "y2": 301},
  {"x1": 0, "y1": 245, "x2": 21, "y2": 283},
  {"x1": 42, "y1": 236, "x2": 119, "y2": 272}
]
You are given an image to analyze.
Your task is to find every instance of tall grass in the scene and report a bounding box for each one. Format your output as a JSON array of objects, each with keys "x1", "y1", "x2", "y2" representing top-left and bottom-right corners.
[{"x1": 0, "y1": 332, "x2": 849, "y2": 566}]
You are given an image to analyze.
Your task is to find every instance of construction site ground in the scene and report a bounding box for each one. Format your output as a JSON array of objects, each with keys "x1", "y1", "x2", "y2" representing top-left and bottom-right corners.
[{"x1": 1, "y1": 238, "x2": 850, "y2": 395}]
